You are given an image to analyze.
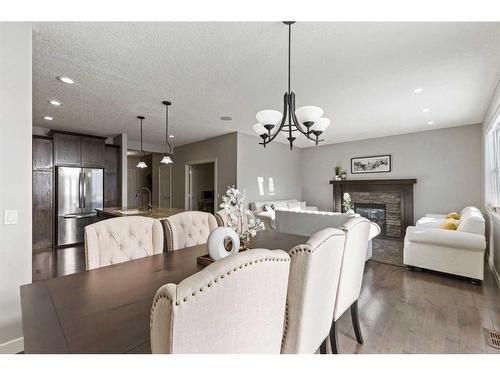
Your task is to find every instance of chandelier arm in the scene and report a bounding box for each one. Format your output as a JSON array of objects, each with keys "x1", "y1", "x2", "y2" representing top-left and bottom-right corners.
[
  {"x1": 289, "y1": 93, "x2": 310, "y2": 136},
  {"x1": 263, "y1": 92, "x2": 289, "y2": 144}
]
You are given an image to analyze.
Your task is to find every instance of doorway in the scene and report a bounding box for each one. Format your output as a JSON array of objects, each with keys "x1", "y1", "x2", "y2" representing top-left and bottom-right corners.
[
  {"x1": 158, "y1": 164, "x2": 171, "y2": 209},
  {"x1": 185, "y1": 160, "x2": 216, "y2": 213}
]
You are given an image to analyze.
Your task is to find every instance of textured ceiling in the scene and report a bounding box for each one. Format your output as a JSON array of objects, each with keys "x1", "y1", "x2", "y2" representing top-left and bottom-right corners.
[{"x1": 33, "y1": 22, "x2": 500, "y2": 148}]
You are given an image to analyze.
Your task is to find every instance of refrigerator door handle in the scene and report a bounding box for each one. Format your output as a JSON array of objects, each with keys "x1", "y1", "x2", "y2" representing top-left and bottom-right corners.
[
  {"x1": 78, "y1": 172, "x2": 83, "y2": 209},
  {"x1": 82, "y1": 172, "x2": 87, "y2": 208}
]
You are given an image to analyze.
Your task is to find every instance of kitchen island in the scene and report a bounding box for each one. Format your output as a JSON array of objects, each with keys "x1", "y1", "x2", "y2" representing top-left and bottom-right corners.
[{"x1": 96, "y1": 207, "x2": 184, "y2": 220}]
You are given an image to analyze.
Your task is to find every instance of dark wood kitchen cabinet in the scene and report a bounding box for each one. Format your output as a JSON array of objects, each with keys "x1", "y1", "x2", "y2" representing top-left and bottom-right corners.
[
  {"x1": 104, "y1": 145, "x2": 121, "y2": 207},
  {"x1": 53, "y1": 133, "x2": 82, "y2": 166},
  {"x1": 52, "y1": 131, "x2": 106, "y2": 168},
  {"x1": 32, "y1": 136, "x2": 54, "y2": 248},
  {"x1": 82, "y1": 136, "x2": 105, "y2": 167}
]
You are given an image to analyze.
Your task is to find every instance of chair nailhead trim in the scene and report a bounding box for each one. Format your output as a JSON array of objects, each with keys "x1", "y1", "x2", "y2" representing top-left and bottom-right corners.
[{"x1": 172, "y1": 254, "x2": 290, "y2": 306}]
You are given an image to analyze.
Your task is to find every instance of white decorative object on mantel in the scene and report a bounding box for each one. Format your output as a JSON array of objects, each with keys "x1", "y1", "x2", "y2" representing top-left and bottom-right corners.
[{"x1": 207, "y1": 227, "x2": 240, "y2": 261}]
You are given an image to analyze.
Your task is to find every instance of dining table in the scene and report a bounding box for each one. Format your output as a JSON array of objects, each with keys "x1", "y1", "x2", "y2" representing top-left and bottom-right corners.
[{"x1": 20, "y1": 230, "x2": 308, "y2": 354}]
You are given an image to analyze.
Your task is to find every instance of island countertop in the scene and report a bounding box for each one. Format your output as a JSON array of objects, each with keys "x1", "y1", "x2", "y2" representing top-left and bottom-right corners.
[{"x1": 96, "y1": 207, "x2": 185, "y2": 220}]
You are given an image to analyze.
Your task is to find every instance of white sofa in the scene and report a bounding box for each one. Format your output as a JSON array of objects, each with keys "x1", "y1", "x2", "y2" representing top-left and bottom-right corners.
[
  {"x1": 404, "y1": 206, "x2": 486, "y2": 281},
  {"x1": 249, "y1": 199, "x2": 318, "y2": 229},
  {"x1": 275, "y1": 208, "x2": 380, "y2": 260}
]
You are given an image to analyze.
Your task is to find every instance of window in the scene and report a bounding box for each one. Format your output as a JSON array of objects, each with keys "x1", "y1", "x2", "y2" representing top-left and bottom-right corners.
[{"x1": 487, "y1": 119, "x2": 500, "y2": 205}]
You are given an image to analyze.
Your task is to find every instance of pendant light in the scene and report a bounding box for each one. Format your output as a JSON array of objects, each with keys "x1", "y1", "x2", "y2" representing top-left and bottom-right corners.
[
  {"x1": 253, "y1": 21, "x2": 331, "y2": 149},
  {"x1": 136, "y1": 115, "x2": 147, "y2": 169},
  {"x1": 160, "y1": 100, "x2": 174, "y2": 165}
]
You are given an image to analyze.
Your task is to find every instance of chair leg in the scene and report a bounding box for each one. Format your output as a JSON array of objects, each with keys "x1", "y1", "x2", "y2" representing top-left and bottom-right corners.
[
  {"x1": 350, "y1": 299, "x2": 364, "y2": 345},
  {"x1": 319, "y1": 338, "x2": 327, "y2": 354},
  {"x1": 329, "y1": 320, "x2": 339, "y2": 354}
]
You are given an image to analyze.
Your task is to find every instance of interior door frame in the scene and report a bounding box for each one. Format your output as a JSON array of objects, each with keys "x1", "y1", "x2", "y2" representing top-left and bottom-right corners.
[
  {"x1": 158, "y1": 163, "x2": 172, "y2": 209},
  {"x1": 184, "y1": 158, "x2": 217, "y2": 212}
]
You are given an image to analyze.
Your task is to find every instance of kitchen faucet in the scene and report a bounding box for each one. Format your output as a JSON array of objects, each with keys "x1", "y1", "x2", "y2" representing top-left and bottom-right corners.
[{"x1": 135, "y1": 187, "x2": 153, "y2": 211}]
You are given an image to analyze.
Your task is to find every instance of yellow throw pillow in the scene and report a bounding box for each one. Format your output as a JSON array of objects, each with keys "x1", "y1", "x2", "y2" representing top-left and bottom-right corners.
[
  {"x1": 446, "y1": 212, "x2": 460, "y2": 220},
  {"x1": 439, "y1": 220, "x2": 458, "y2": 230}
]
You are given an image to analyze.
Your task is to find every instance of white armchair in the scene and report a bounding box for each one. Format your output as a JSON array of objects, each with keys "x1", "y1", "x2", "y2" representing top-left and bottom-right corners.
[
  {"x1": 150, "y1": 249, "x2": 291, "y2": 353},
  {"x1": 163, "y1": 211, "x2": 218, "y2": 251},
  {"x1": 405, "y1": 206, "x2": 486, "y2": 281},
  {"x1": 84, "y1": 216, "x2": 164, "y2": 270},
  {"x1": 404, "y1": 227, "x2": 486, "y2": 281},
  {"x1": 281, "y1": 228, "x2": 346, "y2": 354}
]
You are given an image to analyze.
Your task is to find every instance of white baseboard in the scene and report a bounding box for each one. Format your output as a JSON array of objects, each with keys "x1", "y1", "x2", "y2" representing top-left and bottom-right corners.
[
  {"x1": 489, "y1": 259, "x2": 500, "y2": 288},
  {"x1": 0, "y1": 337, "x2": 24, "y2": 354}
]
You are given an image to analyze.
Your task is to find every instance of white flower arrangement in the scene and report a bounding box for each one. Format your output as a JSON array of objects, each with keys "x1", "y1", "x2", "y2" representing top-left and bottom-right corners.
[
  {"x1": 220, "y1": 186, "x2": 264, "y2": 242},
  {"x1": 343, "y1": 192, "x2": 353, "y2": 213}
]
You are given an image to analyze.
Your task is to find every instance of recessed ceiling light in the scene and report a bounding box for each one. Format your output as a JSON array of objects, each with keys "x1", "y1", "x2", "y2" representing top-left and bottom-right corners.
[
  {"x1": 49, "y1": 100, "x2": 62, "y2": 106},
  {"x1": 422, "y1": 108, "x2": 430, "y2": 113},
  {"x1": 413, "y1": 88, "x2": 423, "y2": 94},
  {"x1": 57, "y1": 76, "x2": 75, "y2": 84},
  {"x1": 427, "y1": 121, "x2": 434, "y2": 125},
  {"x1": 43, "y1": 116, "x2": 53, "y2": 121},
  {"x1": 220, "y1": 116, "x2": 232, "y2": 121},
  {"x1": 169, "y1": 135, "x2": 174, "y2": 138}
]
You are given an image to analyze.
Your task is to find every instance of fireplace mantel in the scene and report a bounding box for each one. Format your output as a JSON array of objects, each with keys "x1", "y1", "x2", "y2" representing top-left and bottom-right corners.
[
  {"x1": 330, "y1": 179, "x2": 417, "y2": 187},
  {"x1": 330, "y1": 178, "x2": 417, "y2": 238}
]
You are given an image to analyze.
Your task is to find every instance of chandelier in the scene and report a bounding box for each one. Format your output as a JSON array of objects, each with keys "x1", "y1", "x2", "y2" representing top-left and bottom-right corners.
[
  {"x1": 253, "y1": 21, "x2": 331, "y2": 150},
  {"x1": 160, "y1": 100, "x2": 173, "y2": 164}
]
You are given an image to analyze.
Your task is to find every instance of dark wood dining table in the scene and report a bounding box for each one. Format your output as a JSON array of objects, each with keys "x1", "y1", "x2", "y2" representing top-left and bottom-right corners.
[{"x1": 20, "y1": 230, "x2": 308, "y2": 354}]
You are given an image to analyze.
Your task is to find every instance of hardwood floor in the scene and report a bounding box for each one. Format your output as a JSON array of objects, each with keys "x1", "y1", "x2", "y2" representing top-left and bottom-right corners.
[
  {"x1": 31, "y1": 245, "x2": 500, "y2": 354},
  {"x1": 336, "y1": 261, "x2": 500, "y2": 354}
]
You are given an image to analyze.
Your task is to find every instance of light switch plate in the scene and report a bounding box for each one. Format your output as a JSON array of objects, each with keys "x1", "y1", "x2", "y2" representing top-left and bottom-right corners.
[{"x1": 4, "y1": 209, "x2": 18, "y2": 225}]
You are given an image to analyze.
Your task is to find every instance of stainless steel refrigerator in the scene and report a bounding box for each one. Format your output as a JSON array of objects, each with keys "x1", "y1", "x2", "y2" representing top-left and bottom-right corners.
[{"x1": 56, "y1": 167, "x2": 104, "y2": 247}]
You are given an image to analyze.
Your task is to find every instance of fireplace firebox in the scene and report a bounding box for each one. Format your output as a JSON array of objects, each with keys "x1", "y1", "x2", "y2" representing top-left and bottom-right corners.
[{"x1": 355, "y1": 203, "x2": 386, "y2": 238}]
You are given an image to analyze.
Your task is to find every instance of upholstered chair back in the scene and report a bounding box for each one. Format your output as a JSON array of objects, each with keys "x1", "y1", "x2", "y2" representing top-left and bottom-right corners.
[
  {"x1": 333, "y1": 217, "x2": 372, "y2": 321},
  {"x1": 163, "y1": 211, "x2": 218, "y2": 251},
  {"x1": 215, "y1": 209, "x2": 255, "y2": 234},
  {"x1": 281, "y1": 228, "x2": 346, "y2": 354},
  {"x1": 84, "y1": 216, "x2": 164, "y2": 270},
  {"x1": 150, "y1": 249, "x2": 291, "y2": 353}
]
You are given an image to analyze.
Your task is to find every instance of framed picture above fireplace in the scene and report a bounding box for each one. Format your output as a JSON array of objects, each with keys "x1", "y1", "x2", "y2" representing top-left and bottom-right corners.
[{"x1": 351, "y1": 154, "x2": 391, "y2": 174}]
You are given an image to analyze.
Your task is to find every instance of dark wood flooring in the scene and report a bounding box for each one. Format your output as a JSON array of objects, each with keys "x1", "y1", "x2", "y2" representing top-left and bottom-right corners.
[{"x1": 31, "y1": 246, "x2": 500, "y2": 354}]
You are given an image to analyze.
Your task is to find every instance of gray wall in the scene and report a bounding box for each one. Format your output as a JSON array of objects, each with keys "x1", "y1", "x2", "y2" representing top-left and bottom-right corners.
[
  {"x1": 237, "y1": 132, "x2": 302, "y2": 204},
  {"x1": 171, "y1": 133, "x2": 237, "y2": 209},
  {"x1": 0, "y1": 23, "x2": 32, "y2": 353},
  {"x1": 301, "y1": 124, "x2": 483, "y2": 221}
]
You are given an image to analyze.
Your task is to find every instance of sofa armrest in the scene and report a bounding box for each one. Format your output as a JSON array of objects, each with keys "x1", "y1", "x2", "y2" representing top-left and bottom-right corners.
[
  {"x1": 424, "y1": 214, "x2": 447, "y2": 219},
  {"x1": 405, "y1": 226, "x2": 486, "y2": 251},
  {"x1": 304, "y1": 206, "x2": 318, "y2": 211}
]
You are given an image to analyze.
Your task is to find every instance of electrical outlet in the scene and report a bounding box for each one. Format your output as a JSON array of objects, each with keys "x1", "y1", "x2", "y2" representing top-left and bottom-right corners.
[{"x1": 4, "y1": 209, "x2": 18, "y2": 225}]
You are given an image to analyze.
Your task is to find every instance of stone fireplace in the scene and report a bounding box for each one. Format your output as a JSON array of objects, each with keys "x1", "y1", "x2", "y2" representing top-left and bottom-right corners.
[
  {"x1": 330, "y1": 179, "x2": 417, "y2": 239},
  {"x1": 354, "y1": 202, "x2": 387, "y2": 237}
]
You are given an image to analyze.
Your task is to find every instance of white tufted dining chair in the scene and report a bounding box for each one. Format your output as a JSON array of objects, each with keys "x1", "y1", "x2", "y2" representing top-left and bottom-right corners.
[
  {"x1": 163, "y1": 211, "x2": 218, "y2": 251},
  {"x1": 215, "y1": 209, "x2": 256, "y2": 234},
  {"x1": 84, "y1": 216, "x2": 164, "y2": 270},
  {"x1": 150, "y1": 249, "x2": 291, "y2": 353},
  {"x1": 329, "y1": 217, "x2": 373, "y2": 354},
  {"x1": 281, "y1": 228, "x2": 346, "y2": 354}
]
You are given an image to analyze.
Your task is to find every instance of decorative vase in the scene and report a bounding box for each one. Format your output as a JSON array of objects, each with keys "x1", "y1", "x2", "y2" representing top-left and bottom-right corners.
[{"x1": 207, "y1": 227, "x2": 240, "y2": 261}]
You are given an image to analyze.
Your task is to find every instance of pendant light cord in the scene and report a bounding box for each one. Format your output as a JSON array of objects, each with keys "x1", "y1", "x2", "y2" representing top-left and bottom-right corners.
[
  {"x1": 140, "y1": 118, "x2": 144, "y2": 155},
  {"x1": 163, "y1": 101, "x2": 172, "y2": 154},
  {"x1": 288, "y1": 22, "x2": 291, "y2": 95}
]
